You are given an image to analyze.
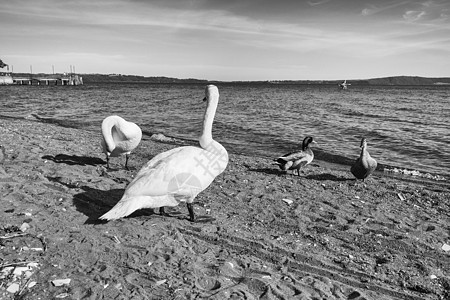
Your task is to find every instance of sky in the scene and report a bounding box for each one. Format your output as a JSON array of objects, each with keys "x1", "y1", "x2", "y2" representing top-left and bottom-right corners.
[{"x1": 1, "y1": 0, "x2": 449, "y2": 81}]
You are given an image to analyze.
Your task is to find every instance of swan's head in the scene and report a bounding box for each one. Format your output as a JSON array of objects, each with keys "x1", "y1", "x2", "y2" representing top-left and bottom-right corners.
[
  {"x1": 359, "y1": 137, "x2": 367, "y2": 148},
  {"x1": 203, "y1": 85, "x2": 219, "y2": 102},
  {"x1": 302, "y1": 136, "x2": 316, "y2": 150}
]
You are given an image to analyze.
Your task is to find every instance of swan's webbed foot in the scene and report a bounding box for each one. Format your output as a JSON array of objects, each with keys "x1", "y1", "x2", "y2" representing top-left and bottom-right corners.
[{"x1": 187, "y1": 203, "x2": 195, "y2": 222}]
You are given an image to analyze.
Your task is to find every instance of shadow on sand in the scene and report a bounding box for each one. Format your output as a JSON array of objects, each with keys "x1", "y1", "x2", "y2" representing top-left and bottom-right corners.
[
  {"x1": 72, "y1": 185, "x2": 213, "y2": 224},
  {"x1": 247, "y1": 167, "x2": 285, "y2": 176},
  {"x1": 248, "y1": 167, "x2": 352, "y2": 182},
  {"x1": 305, "y1": 173, "x2": 353, "y2": 182},
  {"x1": 72, "y1": 186, "x2": 125, "y2": 224},
  {"x1": 42, "y1": 154, "x2": 105, "y2": 166}
]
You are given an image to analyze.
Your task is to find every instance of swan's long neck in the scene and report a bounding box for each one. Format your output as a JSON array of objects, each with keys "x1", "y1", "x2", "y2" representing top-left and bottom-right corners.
[
  {"x1": 102, "y1": 116, "x2": 121, "y2": 152},
  {"x1": 199, "y1": 96, "x2": 218, "y2": 150}
]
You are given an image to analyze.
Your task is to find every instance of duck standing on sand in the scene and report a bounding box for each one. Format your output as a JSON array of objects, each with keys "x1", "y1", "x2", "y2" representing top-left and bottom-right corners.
[
  {"x1": 350, "y1": 137, "x2": 377, "y2": 181},
  {"x1": 274, "y1": 136, "x2": 316, "y2": 176},
  {"x1": 99, "y1": 85, "x2": 228, "y2": 222},
  {"x1": 101, "y1": 115, "x2": 142, "y2": 170}
]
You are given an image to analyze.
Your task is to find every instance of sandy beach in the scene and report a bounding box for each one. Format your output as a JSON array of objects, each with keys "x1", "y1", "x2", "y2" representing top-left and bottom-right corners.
[{"x1": 1, "y1": 117, "x2": 449, "y2": 300}]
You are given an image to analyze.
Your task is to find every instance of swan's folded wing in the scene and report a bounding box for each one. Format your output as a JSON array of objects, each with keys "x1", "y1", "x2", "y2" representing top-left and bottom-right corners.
[{"x1": 123, "y1": 146, "x2": 219, "y2": 199}]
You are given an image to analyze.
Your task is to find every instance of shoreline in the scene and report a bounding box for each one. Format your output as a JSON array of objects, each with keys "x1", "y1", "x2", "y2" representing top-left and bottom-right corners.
[
  {"x1": 1, "y1": 114, "x2": 448, "y2": 182},
  {"x1": 1, "y1": 117, "x2": 449, "y2": 299}
]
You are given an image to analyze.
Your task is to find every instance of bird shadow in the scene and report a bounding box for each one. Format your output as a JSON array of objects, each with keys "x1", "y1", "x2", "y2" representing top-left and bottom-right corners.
[
  {"x1": 72, "y1": 186, "x2": 125, "y2": 224},
  {"x1": 305, "y1": 173, "x2": 352, "y2": 182},
  {"x1": 247, "y1": 167, "x2": 285, "y2": 176},
  {"x1": 248, "y1": 166, "x2": 353, "y2": 182},
  {"x1": 72, "y1": 186, "x2": 164, "y2": 224},
  {"x1": 72, "y1": 185, "x2": 212, "y2": 224},
  {"x1": 42, "y1": 154, "x2": 105, "y2": 166}
]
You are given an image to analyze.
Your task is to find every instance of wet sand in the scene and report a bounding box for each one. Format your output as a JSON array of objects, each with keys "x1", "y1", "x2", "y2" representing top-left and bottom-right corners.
[{"x1": 1, "y1": 118, "x2": 449, "y2": 300}]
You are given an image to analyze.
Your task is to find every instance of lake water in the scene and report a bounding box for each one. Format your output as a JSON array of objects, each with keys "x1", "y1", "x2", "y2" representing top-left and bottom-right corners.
[{"x1": 1, "y1": 82, "x2": 449, "y2": 179}]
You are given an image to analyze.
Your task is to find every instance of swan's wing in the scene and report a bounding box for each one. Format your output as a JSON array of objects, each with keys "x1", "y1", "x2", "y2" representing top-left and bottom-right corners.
[
  {"x1": 120, "y1": 121, "x2": 142, "y2": 140},
  {"x1": 143, "y1": 146, "x2": 190, "y2": 169},
  {"x1": 123, "y1": 146, "x2": 225, "y2": 199}
]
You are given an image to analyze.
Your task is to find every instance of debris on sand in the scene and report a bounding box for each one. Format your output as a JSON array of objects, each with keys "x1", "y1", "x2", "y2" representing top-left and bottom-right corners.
[
  {"x1": 442, "y1": 243, "x2": 450, "y2": 252},
  {"x1": 384, "y1": 167, "x2": 446, "y2": 181},
  {"x1": 282, "y1": 198, "x2": 294, "y2": 205},
  {"x1": 52, "y1": 279, "x2": 71, "y2": 287}
]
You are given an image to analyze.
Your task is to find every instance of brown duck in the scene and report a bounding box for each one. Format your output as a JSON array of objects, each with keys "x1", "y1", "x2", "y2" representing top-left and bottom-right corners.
[{"x1": 350, "y1": 137, "x2": 377, "y2": 181}]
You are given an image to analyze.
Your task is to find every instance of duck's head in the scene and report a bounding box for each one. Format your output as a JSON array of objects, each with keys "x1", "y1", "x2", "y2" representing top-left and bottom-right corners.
[
  {"x1": 203, "y1": 85, "x2": 219, "y2": 102},
  {"x1": 359, "y1": 138, "x2": 368, "y2": 148},
  {"x1": 302, "y1": 136, "x2": 316, "y2": 150}
]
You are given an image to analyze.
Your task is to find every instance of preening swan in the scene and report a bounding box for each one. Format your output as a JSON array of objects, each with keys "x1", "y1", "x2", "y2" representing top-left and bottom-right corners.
[
  {"x1": 350, "y1": 137, "x2": 377, "y2": 181},
  {"x1": 101, "y1": 115, "x2": 142, "y2": 170},
  {"x1": 99, "y1": 85, "x2": 228, "y2": 222},
  {"x1": 274, "y1": 136, "x2": 316, "y2": 176}
]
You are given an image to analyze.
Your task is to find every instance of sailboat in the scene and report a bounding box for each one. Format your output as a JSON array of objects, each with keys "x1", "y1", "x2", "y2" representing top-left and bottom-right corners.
[{"x1": 339, "y1": 80, "x2": 351, "y2": 90}]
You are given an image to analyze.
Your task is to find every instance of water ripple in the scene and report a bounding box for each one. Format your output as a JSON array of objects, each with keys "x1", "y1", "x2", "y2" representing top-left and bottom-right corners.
[{"x1": 1, "y1": 83, "x2": 449, "y2": 178}]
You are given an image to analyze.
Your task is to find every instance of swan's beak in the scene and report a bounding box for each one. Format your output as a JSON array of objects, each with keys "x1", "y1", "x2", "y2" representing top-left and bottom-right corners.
[
  {"x1": 311, "y1": 140, "x2": 317, "y2": 144},
  {"x1": 202, "y1": 97, "x2": 207, "y2": 102}
]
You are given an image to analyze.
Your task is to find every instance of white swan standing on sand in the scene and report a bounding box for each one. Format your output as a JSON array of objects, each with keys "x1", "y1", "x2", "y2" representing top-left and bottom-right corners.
[
  {"x1": 350, "y1": 137, "x2": 377, "y2": 181},
  {"x1": 101, "y1": 115, "x2": 142, "y2": 170},
  {"x1": 99, "y1": 85, "x2": 228, "y2": 222}
]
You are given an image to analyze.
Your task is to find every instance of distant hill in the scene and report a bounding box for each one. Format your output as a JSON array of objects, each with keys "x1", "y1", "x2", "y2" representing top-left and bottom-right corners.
[
  {"x1": 81, "y1": 74, "x2": 209, "y2": 84},
  {"x1": 269, "y1": 76, "x2": 450, "y2": 86},
  {"x1": 7, "y1": 73, "x2": 450, "y2": 85},
  {"x1": 356, "y1": 76, "x2": 450, "y2": 86}
]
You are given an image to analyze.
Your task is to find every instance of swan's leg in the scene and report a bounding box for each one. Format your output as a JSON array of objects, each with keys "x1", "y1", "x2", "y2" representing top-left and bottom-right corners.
[
  {"x1": 125, "y1": 154, "x2": 130, "y2": 170},
  {"x1": 187, "y1": 203, "x2": 195, "y2": 222},
  {"x1": 106, "y1": 155, "x2": 110, "y2": 169}
]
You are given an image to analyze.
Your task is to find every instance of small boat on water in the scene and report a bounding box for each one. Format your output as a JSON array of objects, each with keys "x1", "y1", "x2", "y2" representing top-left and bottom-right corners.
[{"x1": 339, "y1": 80, "x2": 350, "y2": 90}]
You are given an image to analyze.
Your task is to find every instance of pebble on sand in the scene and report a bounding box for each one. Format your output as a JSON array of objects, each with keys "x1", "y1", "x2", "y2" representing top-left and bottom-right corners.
[
  {"x1": 282, "y1": 198, "x2": 294, "y2": 205},
  {"x1": 52, "y1": 279, "x2": 71, "y2": 287},
  {"x1": 442, "y1": 243, "x2": 450, "y2": 252},
  {"x1": 6, "y1": 283, "x2": 20, "y2": 294}
]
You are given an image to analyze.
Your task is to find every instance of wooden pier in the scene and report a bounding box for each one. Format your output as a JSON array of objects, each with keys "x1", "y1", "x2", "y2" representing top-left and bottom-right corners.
[
  {"x1": 13, "y1": 75, "x2": 83, "y2": 85},
  {"x1": 7, "y1": 74, "x2": 83, "y2": 86}
]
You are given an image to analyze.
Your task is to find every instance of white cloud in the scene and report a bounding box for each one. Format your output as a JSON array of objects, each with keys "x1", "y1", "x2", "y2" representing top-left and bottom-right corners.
[
  {"x1": 403, "y1": 10, "x2": 426, "y2": 21},
  {"x1": 361, "y1": 1, "x2": 410, "y2": 16},
  {"x1": 307, "y1": 0, "x2": 332, "y2": 7}
]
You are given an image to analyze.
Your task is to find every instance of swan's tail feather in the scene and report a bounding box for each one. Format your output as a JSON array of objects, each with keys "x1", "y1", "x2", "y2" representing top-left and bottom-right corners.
[{"x1": 99, "y1": 198, "x2": 143, "y2": 220}]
